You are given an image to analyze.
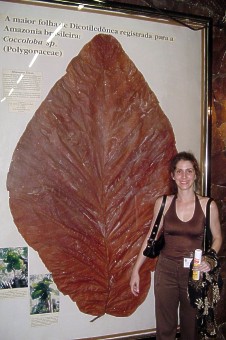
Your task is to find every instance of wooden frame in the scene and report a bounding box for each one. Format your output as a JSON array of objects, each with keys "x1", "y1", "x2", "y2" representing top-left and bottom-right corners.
[{"x1": 0, "y1": 1, "x2": 212, "y2": 339}]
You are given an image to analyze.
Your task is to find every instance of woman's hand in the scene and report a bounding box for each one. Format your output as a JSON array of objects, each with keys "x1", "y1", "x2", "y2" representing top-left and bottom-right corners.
[
  {"x1": 130, "y1": 270, "x2": 140, "y2": 296},
  {"x1": 194, "y1": 258, "x2": 211, "y2": 273}
]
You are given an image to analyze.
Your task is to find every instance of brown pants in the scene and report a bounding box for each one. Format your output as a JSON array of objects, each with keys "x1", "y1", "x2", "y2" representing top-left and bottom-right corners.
[{"x1": 154, "y1": 255, "x2": 198, "y2": 340}]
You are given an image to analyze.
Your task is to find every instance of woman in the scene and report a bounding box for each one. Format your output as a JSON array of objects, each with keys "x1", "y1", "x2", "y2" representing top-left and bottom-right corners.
[{"x1": 130, "y1": 151, "x2": 222, "y2": 340}]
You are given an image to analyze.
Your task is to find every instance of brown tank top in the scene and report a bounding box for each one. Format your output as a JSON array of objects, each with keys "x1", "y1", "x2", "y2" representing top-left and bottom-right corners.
[{"x1": 161, "y1": 195, "x2": 205, "y2": 260}]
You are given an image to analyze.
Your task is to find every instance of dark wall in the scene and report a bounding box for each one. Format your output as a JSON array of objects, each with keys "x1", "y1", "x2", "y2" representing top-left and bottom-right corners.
[{"x1": 107, "y1": 0, "x2": 226, "y2": 333}]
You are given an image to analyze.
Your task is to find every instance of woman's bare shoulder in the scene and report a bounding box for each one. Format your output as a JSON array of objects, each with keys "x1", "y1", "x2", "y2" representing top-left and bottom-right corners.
[
  {"x1": 155, "y1": 194, "x2": 174, "y2": 204},
  {"x1": 197, "y1": 194, "x2": 216, "y2": 213},
  {"x1": 155, "y1": 194, "x2": 174, "y2": 215},
  {"x1": 166, "y1": 194, "x2": 174, "y2": 201}
]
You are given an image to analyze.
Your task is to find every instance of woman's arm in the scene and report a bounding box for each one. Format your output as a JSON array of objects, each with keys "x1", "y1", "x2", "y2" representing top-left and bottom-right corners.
[
  {"x1": 130, "y1": 196, "x2": 166, "y2": 296},
  {"x1": 209, "y1": 200, "x2": 222, "y2": 253}
]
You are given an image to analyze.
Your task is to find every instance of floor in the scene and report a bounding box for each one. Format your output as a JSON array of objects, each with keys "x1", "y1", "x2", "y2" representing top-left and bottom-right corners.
[{"x1": 127, "y1": 333, "x2": 181, "y2": 340}]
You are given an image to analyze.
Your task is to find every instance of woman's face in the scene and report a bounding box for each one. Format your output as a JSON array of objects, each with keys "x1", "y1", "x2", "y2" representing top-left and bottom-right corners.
[{"x1": 172, "y1": 160, "x2": 196, "y2": 191}]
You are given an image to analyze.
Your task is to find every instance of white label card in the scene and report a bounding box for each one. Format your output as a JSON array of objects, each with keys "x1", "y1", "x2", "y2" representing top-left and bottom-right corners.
[{"x1": 183, "y1": 257, "x2": 192, "y2": 268}]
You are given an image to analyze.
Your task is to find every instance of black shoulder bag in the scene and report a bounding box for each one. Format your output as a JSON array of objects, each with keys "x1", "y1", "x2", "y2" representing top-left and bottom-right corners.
[
  {"x1": 188, "y1": 197, "x2": 223, "y2": 339},
  {"x1": 143, "y1": 195, "x2": 167, "y2": 258}
]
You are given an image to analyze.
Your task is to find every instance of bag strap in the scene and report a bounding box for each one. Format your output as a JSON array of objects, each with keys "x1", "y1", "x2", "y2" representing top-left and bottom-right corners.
[
  {"x1": 149, "y1": 195, "x2": 167, "y2": 240},
  {"x1": 203, "y1": 197, "x2": 213, "y2": 253}
]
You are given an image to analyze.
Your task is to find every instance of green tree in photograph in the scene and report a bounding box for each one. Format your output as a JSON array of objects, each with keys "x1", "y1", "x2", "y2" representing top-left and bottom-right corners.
[
  {"x1": 0, "y1": 247, "x2": 28, "y2": 288},
  {"x1": 1, "y1": 248, "x2": 27, "y2": 276},
  {"x1": 31, "y1": 276, "x2": 58, "y2": 314},
  {"x1": 4, "y1": 249, "x2": 24, "y2": 277}
]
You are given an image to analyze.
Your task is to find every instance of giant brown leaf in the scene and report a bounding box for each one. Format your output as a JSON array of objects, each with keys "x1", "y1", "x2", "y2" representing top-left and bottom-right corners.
[{"x1": 7, "y1": 34, "x2": 177, "y2": 316}]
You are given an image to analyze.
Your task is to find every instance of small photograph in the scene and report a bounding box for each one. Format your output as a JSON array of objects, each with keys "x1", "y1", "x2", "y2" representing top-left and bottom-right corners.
[
  {"x1": 0, "y1": 247, "x2": 28, "y2": 289},
  {"x1": 30, "y1": 273, "x2": 59, "y2": 315}
]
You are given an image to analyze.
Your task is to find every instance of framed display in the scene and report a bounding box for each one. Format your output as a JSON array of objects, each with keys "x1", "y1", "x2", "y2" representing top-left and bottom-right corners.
[{"x1": 0, "y1": 1, "x2": 212, "y2": 339}]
